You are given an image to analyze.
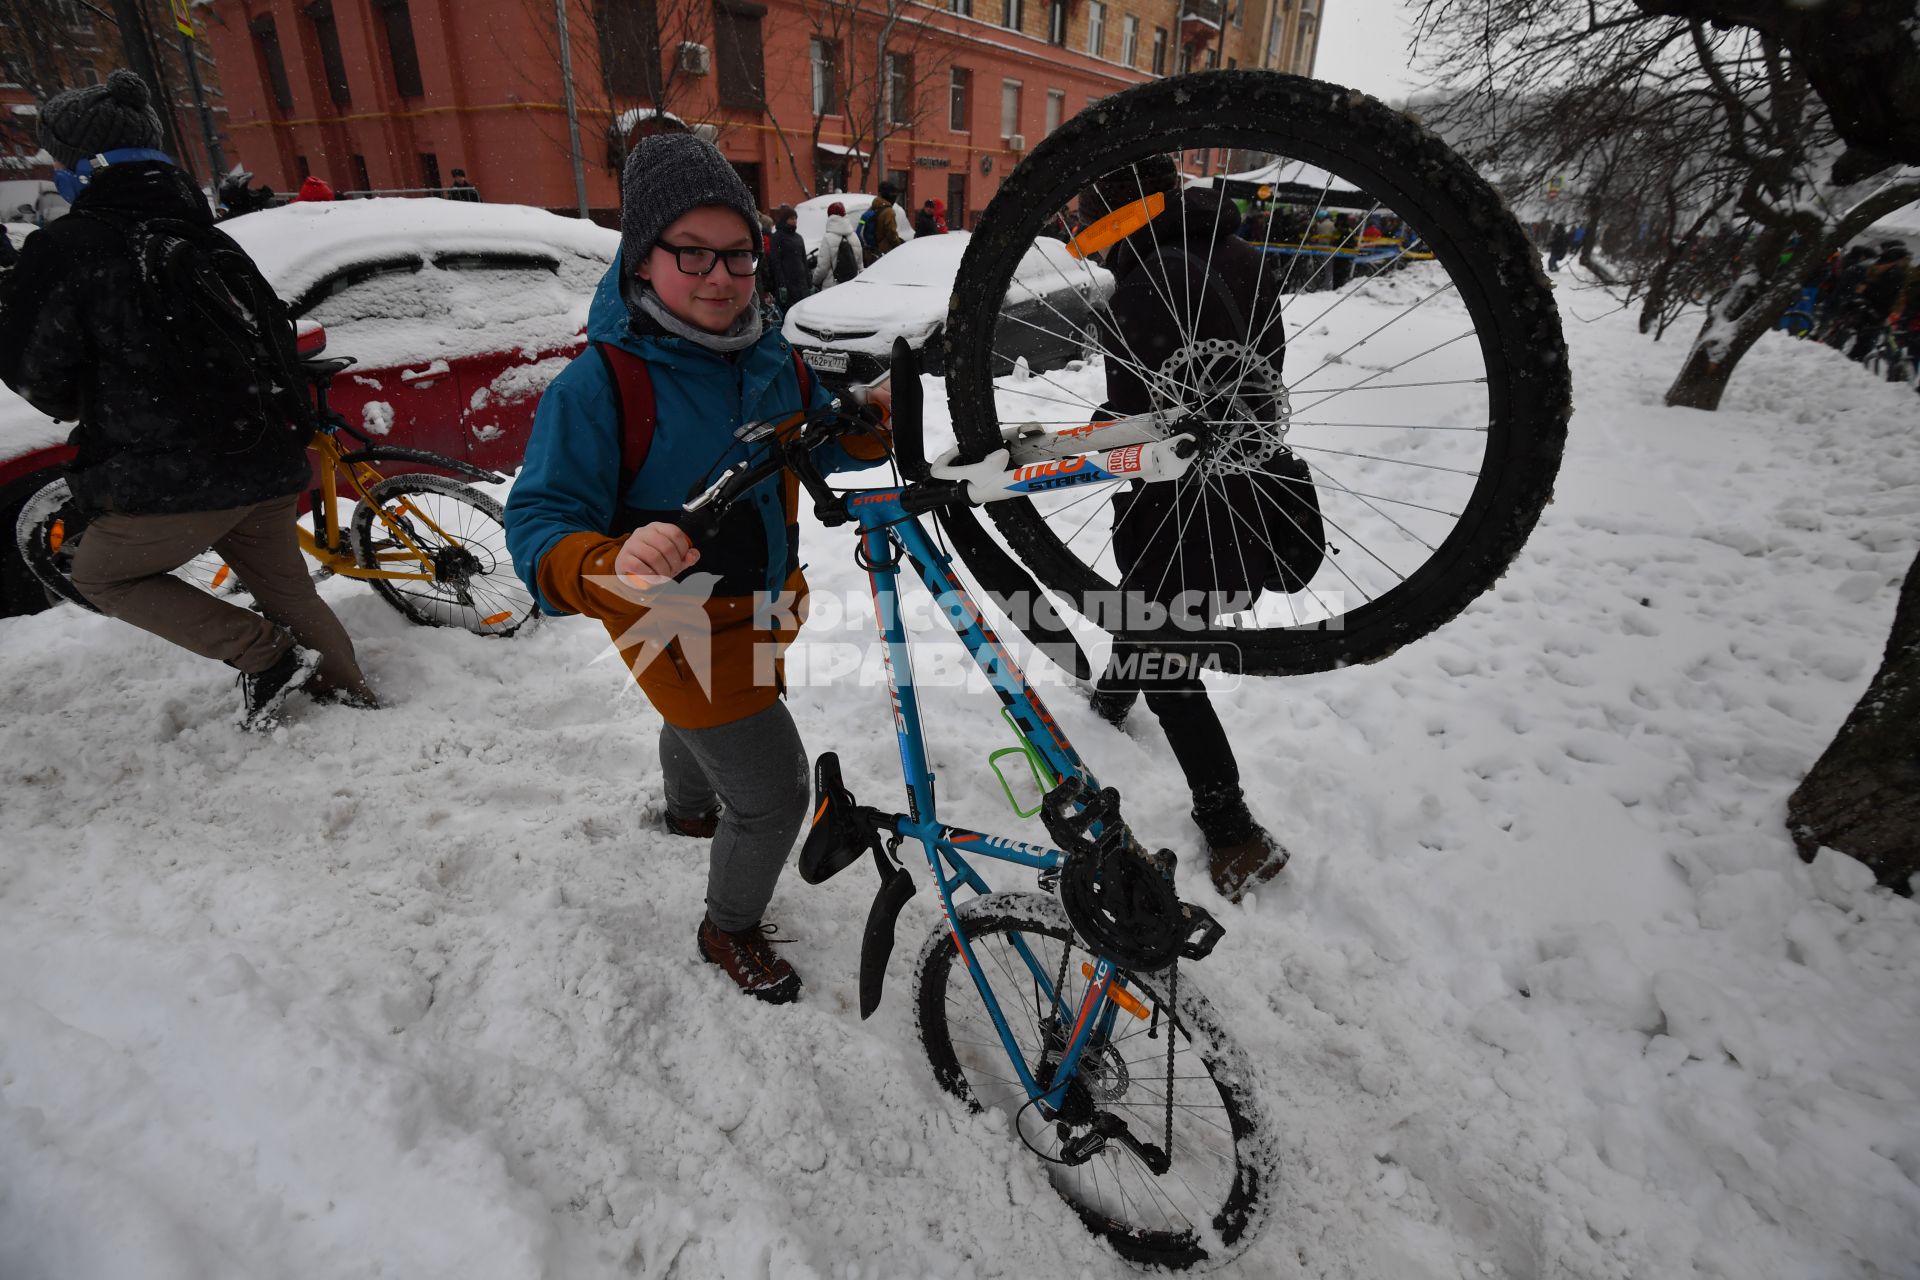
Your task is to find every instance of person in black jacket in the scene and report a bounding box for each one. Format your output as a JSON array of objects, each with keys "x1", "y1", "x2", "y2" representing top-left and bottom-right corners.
[
  {"x1": 1078, "y1": 155, "x2": 1319, "y2": 902},
  {"x1": 447, "y1": 168, "x2": 482, "y2": 202},
  {"x1": 768, "y1": 203, "x2": 811, "y2": 309},
  {"x1": 0, "y1": 71, "x2": 371, "y2": 728}
]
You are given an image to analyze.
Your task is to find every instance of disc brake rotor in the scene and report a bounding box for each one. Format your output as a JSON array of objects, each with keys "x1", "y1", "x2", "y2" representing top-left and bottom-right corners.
[{"x1": 1146, "y1": 338, "x2": 1290, "y2": 469}]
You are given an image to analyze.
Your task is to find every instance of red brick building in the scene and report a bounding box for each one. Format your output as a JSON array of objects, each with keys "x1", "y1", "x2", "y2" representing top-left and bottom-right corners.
[{"x1": 200, "y1": 0, "x2": 1319, "y2": 224}]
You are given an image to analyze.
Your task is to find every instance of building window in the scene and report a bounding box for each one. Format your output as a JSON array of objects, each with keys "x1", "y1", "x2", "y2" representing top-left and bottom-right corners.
[
  {"x1": 946, "y1": 173, "x2": 967, "y2": 229},
  {"x1": 1231, "y1": 0, "x2": 1243, "y2": 26},
  {"x1": 304, "y1": 1, "x2": 352, "y2": 107},
  {"x1": 1045, "y1": 88, "x2": 1064, "y2": 135},
  {"x1": 948, "y1": 0, "x2": 972, "y2": 13},
  {"x1": 949, "y1": 66, "x2": 971, "y2": 130},
  {"x1": 1267, "y1": 7, "x2": 1284, "y2": 62},
  {"x1": 1000, "y1": 78, "x2": 1020, "y2": 137},
  {"x1": 295, "y1": 154, "x2": 311, "y2": 180},
  {"x1": 1121, "y1": 14, "x2": 1138, "y2": 65},
  {"x1": 372, "y1": 0, "x2": 424, "y2": 98},
  {"x1": 419, "y1": 152, "x2": 441, "y2": 192},
  {"x1": 885, "y1": 53, "x2": 913, "y2": 125},
  {"x1": 1178, "y1": 44, "x2": 1191, "y2": 74},
  {"x1": 1150, "y1": 27, "x2": 1167, "y2": 76},
  {"x1": 79, "y1": 62, "x2": 100, "y2": 86},
  {"x1": 251, "y1": 15, "x2": 294, "y2": 113},
  {"x1": 351, "y1": 153, "x2": 371, "y2": 191},
  {"x1": 1085, "y1": 1, "x2": 1104, "y2": 57},
  {"x1": 1048, "y1": 0, "x2": 1066, "y2": 45},
  {"x1": 1001, "y1": 0, "x2": 1023, "y2": 33},
  {"x1": 599, "y1": 0, "x2": 661, "y2": 99},
  {"x1": 811, "y1": 37, "x2": 838, "y2": 115},
  {"x1": 887, "y1": 166, "x2": 910, "y2": 198},
  {"x1": 713, "y1": 0, "x2": 766, "y2": 110}
]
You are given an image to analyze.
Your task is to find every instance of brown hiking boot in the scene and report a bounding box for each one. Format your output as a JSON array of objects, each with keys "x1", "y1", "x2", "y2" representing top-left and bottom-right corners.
[
  {"x1": 1209, "y1": 827, "x2": 1290, "y2": 903},
  {"x1": 697, "y1": 917, "x2": 803, "y2": 1004},
  {"x1": 665, "y1": 807, "x2": 721, "y2": 839}
]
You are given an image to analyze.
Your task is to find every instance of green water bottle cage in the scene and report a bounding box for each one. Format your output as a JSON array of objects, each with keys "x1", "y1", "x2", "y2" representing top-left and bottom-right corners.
[{"x1": 988, "y1": 705, "x2": 1058, "y2": 819}]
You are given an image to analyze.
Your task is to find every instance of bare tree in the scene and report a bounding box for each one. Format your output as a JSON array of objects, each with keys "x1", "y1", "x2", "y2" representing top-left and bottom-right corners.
[
  {"x1": 769, "y1": 0, "x2": 951, "y2": 197},
  {"x1": 1417, "y1": 0, "x2": 1920, "y2": 890},
  {"x1": 0, "y1": 0, "x2": 106, "y2": 154},
  {"x1": 506, "y1": 0, "x2": 720, "y2": 188},
  {"x1": 1413, "y1": 0, "x2": 1920, "y2": 411}
]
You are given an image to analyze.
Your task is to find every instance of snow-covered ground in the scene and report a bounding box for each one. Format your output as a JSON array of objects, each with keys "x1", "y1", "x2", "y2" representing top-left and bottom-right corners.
[{"x1": 3, "y1": 269, "x2": 1917, "y2": 1279}]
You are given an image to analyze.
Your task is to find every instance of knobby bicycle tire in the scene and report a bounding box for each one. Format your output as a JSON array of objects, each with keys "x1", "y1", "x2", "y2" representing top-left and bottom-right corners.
[
  {"x1": 349, "y1": 472, "x2": 535, "y2": 636},
  {"x1": 945, "y1": 71, "x2": 1571, "y2": 677},
  {"x1": 914, "y1": 891, "x2": 1275, "y2": 1269}
]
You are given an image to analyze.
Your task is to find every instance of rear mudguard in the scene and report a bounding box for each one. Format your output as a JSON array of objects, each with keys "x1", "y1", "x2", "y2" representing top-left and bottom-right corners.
[
  {"x1": 858, "y1": 857, "x2": 918, "y2": 1019},
  {"x1": 335, "y1": 446, "x2": 505, "y2": 486}
]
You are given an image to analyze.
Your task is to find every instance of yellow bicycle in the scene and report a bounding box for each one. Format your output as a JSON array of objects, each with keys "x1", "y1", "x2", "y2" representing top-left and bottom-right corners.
[{"x1": 14, "y1": 355, "x2": 535, "y2": 636}]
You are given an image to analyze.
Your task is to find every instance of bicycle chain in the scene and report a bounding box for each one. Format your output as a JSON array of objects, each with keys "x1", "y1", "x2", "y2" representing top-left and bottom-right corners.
[{"x1": 1163, "y1": 957, "x2": 1178, "y2": 1163}]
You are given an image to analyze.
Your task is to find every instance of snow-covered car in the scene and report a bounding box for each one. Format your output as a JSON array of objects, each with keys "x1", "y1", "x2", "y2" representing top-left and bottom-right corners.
[
  {"x1": 781, "y1": 231, "x2": 1113, "y2": 387},
  {"x1": 0, "y1": 197, "x2": 618, "y2": 616}
]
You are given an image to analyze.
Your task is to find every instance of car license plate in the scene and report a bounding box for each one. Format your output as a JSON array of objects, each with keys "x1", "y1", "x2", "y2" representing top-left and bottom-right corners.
[{"x1": 802, "y1": 348, "x2": 849, "y2": 373}]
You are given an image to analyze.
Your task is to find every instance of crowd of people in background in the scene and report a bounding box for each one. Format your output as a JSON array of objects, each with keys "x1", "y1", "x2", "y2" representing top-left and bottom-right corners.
[
  {"x1": 751, "y1": 179, "x2": 952, "y2": 314},
  {"x1": 1804, "y1": 239, "x2": 1917, "y2": 382}
]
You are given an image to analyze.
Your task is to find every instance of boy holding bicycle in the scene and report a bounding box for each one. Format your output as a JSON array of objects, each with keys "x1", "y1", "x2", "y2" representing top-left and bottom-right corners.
[{"x1": 505, "y1": 134, "x2": 889, "y2": 1005}]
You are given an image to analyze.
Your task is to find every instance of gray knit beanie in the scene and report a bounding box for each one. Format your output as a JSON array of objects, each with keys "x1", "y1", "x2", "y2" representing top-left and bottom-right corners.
[
  {"x1": 40, "y1": 69, "x2": 165, "y2": 170},
  {"x1": 619, "y1": 133, "x2": 760, "y2": 273}
]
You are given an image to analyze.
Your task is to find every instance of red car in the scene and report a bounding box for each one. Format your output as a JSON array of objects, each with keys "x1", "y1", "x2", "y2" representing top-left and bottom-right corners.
[{"x1": 0, "y1": 198, "x2": 617, "y2": 615}]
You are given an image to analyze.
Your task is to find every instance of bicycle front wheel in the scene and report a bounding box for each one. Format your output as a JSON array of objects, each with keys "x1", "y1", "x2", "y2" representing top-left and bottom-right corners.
[
  {"x1": 350, "y1": 473, "x2": 534, "y2": 636},
  {"x1": 914, "y1": 891, "x2": 1274, "y2": 1269},
  {"x1": 945, "y1": 71, "x2": 1570, "y2": 676}
]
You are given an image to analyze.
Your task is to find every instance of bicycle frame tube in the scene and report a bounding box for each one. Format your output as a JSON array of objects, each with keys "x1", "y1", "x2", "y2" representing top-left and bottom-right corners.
[{"x1": 850, "y1": 491, "x2": 1133, "y2": 1111}]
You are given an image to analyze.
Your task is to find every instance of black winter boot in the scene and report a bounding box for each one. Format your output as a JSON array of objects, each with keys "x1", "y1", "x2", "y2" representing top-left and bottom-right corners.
[{"x1": 237, "y1": 644, "x2": 319, "y2": 732}]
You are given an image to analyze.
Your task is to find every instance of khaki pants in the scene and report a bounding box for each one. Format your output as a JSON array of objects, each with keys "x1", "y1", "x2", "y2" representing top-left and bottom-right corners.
[{"x1": 69, "y1": 494, "x2": 371, "y2": 700}]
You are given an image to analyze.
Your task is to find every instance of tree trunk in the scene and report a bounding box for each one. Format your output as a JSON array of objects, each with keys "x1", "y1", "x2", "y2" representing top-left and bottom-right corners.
[
  {"x1": 1787, "y1": 553, "x2": 1920, "y2": 891},
  {"x1": 1663, "y1": 310, "x2": 1776, "y2": 409}
]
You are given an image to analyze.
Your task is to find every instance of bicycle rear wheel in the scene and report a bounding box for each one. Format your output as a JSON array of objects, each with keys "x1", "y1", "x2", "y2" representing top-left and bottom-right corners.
[
  {"x1": 349, "y1": 473, "x2": 534, "y2": 636},
  {"x1": 944, "y1": 71, "x2": 1570, "y2": 676},
  {"x1": 13, "y1": 474, "x2": 237, "y2": 612},
  {"x1": 915, "y1": 891, "x2": 1274, "y2": 1269}
]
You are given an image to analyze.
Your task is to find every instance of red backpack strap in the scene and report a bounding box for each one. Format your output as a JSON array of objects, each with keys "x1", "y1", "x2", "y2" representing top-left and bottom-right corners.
[
  {"x1": 594, "y1": 342, "x2": 657, "y2": 499},
  {"x1": 790, "y1": 347, "x2": 813, "y2": 409}
]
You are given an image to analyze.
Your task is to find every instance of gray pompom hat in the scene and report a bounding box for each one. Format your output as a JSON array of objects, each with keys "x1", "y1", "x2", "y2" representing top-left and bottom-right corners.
[
  {"x1": 40, "y1": 69, "x2": 165, "y2": 170},
  {"x1": 619, "y1": 132, "x2": 760, "y2": 273}
]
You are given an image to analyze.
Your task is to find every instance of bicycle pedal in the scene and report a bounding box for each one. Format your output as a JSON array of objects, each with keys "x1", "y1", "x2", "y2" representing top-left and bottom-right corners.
[{"x1": 799, "y1": 752, "x2": 877, "y2": 885}]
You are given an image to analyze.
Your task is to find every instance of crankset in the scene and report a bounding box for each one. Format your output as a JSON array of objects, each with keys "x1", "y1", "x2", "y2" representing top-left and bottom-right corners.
[{"x1": 1040, "y1": 778, "x2": 1224, "y2": 972}]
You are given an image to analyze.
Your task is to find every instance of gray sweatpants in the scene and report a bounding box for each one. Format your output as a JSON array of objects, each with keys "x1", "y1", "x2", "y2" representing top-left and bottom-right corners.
[{"x1": 659, "y1": 700, "x2": 810, "y2": 932}]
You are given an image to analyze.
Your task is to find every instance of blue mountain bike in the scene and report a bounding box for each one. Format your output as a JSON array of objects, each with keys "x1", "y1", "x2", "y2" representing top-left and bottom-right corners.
[
  {"x1": 679, "y1": 365, "x2": 1273, "y2": 1267},
  {"x1": 679, "y1": 70, "x2": 1570, "y2": 1267}
]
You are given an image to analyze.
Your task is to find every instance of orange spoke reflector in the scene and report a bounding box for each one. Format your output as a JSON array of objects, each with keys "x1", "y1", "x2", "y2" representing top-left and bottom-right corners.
[
  {"x1": 481, "y1": 611, "x2": 512, "y2": 626},
  {"x1": 1068, "y1": 192, "x2": 1166, "y2": 260},
  {"x1": 48, "y1": 519, "x2": 65, "y2": 553},
  {"x1": 1082, "y1": 963, "x2": 1150, "y2": 1019},
  {"x1": 211, "y1": 565, "x2": 232, "y2": 589}
]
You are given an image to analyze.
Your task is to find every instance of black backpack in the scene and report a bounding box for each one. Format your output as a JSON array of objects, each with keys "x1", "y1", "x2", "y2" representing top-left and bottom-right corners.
[
  {"x1": 1106, "y1": 243, "x2": 1326, "y2": 607},
  {"x1": 832, "y1": 235, "x2": 859, "y2": 283},
  {"x1": 105, "y1": 213, "x2": 313, "y2": 439}
]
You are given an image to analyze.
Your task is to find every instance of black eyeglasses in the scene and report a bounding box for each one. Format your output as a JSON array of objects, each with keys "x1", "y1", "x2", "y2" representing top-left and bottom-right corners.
[{"x1": 654, "y1": 241, "x2": 762, "y2": 277}]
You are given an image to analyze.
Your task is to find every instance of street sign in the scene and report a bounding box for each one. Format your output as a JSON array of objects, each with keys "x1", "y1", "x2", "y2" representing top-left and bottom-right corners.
[{"x1": 172, "y1": 0, "x2": 194, "y2": 37}]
